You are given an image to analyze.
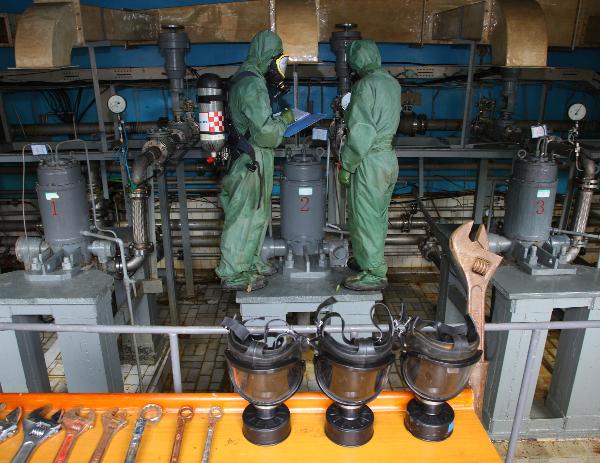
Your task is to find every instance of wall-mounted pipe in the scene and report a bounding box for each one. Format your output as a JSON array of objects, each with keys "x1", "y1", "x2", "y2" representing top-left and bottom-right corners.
[{"x1": 10, "y1": 119, "x2": 600, "y2": 139}]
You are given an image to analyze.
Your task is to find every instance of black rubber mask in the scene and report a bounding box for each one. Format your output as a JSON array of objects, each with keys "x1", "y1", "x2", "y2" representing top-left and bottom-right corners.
[{"x1": 267, "y1": 53, "x2": 290, "y2": 98}]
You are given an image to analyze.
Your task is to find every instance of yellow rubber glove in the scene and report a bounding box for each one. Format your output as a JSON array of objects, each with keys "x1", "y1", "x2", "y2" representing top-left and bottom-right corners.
[
  {"x1": 339, "y1": 168, "x2": 351, "y2": 186},
  {"x1": 281, "y1": 108, "x2": 295, "y2": 125}
]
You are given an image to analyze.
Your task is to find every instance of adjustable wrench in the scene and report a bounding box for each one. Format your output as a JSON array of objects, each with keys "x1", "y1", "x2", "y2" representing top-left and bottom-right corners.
[
  {"x1": 53, "y1": 408, "x2": 95, "y2": 463},
  {"x1": 0, "y1": 403, "x2": 22, "y2": 443},
  {"x1": 201, "y1": 406, "x2": 224, "y2": 463},
  {"x1": 11, "y1": 406, "x2": 64, "y2": 463},
  {"x1": 88, "y1": 408, "x2": 128, "y2": 463},
  {"x1": 169, "y1": 406, "x2": 194, "y2": 463},
  {"x1": 450, "y1": 220, "x2": 502, "y2": 417},
  {"x1": 124, "y1": 404, "x2": 162, "y2": 463}
]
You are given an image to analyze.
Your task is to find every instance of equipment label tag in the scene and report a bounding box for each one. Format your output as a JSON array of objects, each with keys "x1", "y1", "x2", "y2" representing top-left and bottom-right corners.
[
  {"x1": 537, "y1": 189, "x2": 551, "y2": 198},
  {"x1": 299, "y1": 187, "x2": 313, "y2": 196},
  {"x1": 45, "y1": 192, "x2": 59, "y2": 200},
  {"x1": 530, "y1": 124, "x2": 548, "y2": 139},
  {"x1": 31, "y1": 144, "x2": 48, "y2": 156},
  {"x1": 312, "y1": 128, "x2": 328, "y2": 141}
]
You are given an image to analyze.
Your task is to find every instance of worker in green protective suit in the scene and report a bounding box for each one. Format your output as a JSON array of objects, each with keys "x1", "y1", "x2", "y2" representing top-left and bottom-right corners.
[
  {"x1": 339, "y1": 40, "x2": 401, "y2": 291},
  {"x1": 216, "y1": 30, "x2": 294, "y2": 291}
]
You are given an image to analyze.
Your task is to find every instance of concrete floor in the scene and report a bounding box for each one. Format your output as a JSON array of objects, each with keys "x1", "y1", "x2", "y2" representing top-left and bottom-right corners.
[{"x1": 40, "y1": 271, "x2": 600, "y2": 462}]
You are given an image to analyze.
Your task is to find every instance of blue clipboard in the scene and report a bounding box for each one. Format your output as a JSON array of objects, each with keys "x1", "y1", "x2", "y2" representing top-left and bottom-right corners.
[{"x1": 284, "y1": 113, "x2": 325, "y2": 137}]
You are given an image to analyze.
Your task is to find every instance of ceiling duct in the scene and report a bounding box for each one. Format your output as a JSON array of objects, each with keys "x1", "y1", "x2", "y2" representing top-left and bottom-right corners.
[
  {"x1": 490, "y1": 0, "x2": 548, "y2": 67},
  {"x1": 14, "y1": 1, "x2": 79, "y2": 68},
  {"x1": 433, "y1": 0, "x2": 548, "y2": 67}
]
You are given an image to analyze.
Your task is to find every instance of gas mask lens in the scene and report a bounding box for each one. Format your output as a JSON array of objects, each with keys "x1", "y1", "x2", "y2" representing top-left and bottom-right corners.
[
  {"x1": 268, "y1": 54, "x2": 290, "y2": 98},
  {"x1": 275, "y1": 54, "x2": 289, "y2": 78}
]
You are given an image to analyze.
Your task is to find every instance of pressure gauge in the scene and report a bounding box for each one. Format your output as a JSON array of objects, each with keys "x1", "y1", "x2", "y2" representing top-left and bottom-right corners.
[
  {"x1": 107, "y1": 94, "x2": 127, "y2": 114},
  {"x1": 568, "y1": 103, "x2": 586, "y2": 121}
]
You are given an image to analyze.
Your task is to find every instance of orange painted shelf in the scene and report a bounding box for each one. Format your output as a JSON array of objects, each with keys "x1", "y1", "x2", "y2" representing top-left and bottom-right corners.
[{"x1": 0, "y1": 391, "x2": 501, "y2": 462}]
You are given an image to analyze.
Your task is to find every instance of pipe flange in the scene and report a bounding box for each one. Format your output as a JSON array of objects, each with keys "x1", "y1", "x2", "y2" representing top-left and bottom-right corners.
[
  {"x1": 142, "y1": 138, "x2": 170, "y2": 163},
  {"x1": 130, "y1": 185, "x2": 149, "y2": 199},
  {"x1": 576, "y1": 177, "x2": 599, "y2": 190}
]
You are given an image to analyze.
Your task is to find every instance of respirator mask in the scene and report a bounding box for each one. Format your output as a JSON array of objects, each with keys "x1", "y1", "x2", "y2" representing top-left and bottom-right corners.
[{"x1": 267, "y1": 53, "x2": 290, "y2": 98}]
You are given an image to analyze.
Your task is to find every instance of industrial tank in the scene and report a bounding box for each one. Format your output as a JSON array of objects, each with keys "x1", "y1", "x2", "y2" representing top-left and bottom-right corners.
[
  {"x1": 503, "y1": 154, "x2": 558, "y2": 244},
  {"x1": 280, "y1": 153, "x2": 326, "y2": 256},
  {"x1": 36, "y1": 157, "x2": 90, "y2": 254}
]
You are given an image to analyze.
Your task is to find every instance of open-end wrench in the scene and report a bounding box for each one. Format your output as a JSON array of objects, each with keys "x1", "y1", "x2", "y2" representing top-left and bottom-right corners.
[
  {"x1": 450, "y1": 220, "x2": 502, "y2": 417},
  {"x1": 201, "y1": 406, "x2": 224, "y2": 463},
  {"x1": 88, "y1": 408, "x2": 128, "y2": 463},
  {"x1": 169, "y1": 406, "x2": 194, "y2": 463},
  {"x1": 11, "y1": 406, "x2": 64, "y2": 463},
  {"x1": 0, "y1": 403, "x2": 22, "y2": 443},
  {"x1": 124, "y1": 404, "x2": 162, "y2": 463},
  {"x1": 53, "y1": 408, "x2": 95, "y2": 463}
]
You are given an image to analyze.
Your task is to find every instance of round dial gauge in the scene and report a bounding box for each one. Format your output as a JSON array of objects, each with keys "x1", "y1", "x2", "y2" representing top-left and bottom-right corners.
[
  {"x1": 107, "y1": 94, "x2": 127, "y2": 114},
  {"x1": 568, "y1": 103, "x2": 586, "y2": 121}
]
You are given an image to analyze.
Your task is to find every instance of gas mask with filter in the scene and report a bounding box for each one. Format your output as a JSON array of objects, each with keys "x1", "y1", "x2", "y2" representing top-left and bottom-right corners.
[{"x1": 267, "y1": 53, "x2": 290, "y2": 99}]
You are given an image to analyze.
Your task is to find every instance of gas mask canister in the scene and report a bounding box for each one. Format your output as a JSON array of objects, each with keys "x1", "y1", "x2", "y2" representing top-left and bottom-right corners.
[{"x1": 267, "y1": 53, "x2": 290, "y2": 98}]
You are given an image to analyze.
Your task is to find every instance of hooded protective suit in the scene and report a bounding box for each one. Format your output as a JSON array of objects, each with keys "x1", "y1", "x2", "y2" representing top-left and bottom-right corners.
[
  {"x1": 341, "y1": 40, "x2": 401, "y2": 289},
  {"x1": 216, "y1": 30, "x2": 289, "y2": 288}
]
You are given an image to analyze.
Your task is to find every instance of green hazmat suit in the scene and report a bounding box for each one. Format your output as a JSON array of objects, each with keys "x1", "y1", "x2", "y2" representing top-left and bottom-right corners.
[
  {"x1": 341, "y1": 40, "x2": 401, "y2": 287},
  {"x1": 216, "y1": 30, "x2": 289, "y2": 285}
]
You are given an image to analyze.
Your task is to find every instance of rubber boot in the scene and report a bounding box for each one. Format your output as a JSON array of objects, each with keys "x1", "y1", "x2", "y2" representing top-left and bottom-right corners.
[
  {"x1": 254, "y1": 259, "x2": 278, "y2": 277},
  {"x1": 222, "y1": 272, "x2": 268, "y2": 292},
  {"x1": 343, "y1": 271, "x2": 388, "y2": 291}
]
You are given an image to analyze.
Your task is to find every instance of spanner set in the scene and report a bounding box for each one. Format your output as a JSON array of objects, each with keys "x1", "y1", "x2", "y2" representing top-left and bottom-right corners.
[{"x1": 0, "y1": 402, "x2": 224, "y2": 462}]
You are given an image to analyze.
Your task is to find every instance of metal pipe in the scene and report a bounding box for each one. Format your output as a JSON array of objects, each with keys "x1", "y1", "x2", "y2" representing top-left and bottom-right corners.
[
  {"x1": 169, "y1": 333, "x2": 183, "y2": 393},
  {"x1": 171, "y1": 234, "x2": 424, "y2": 248},
  {"x1": 505, "y1": 329, "x2": 542, "y2": 463},
  {"x1": 115, "y1": 186, "x2": 150, "y2": 273},
  {"x1": 80, "y1": 230, "x2": 144, "y2": 391},
  {"x1": 10, "y1": 122, "x2": 156, "y2": 137},
  {"x1": 487, "y1": 233, "x2": 513, "y2": 254},
  {"x1": 1, "y1": 320, "x2": 600, "y2": 336},
  {"x1": 9, "y1": 119, "x2": 600, "y2": 138},
  {"x1": 565, "y1": 152, "x2": 596, "y2": 262},
  {"x1": 131, "y1": 147, "x2": 160, "y2": 186}
]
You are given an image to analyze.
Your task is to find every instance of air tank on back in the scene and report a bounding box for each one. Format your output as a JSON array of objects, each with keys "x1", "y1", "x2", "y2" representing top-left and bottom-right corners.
[
  {"x1": 36, "y1": 157, "x2": 90, "y2": 257},
  {"x1": 280, "y1": 153, "x2": 326, "y2": 256},
  {"x1": 197, "y1": 73, "x2": 226, "y2": 154},
  {"x1": 503, "y1": 154, "x2": 558, "y2": 244}
]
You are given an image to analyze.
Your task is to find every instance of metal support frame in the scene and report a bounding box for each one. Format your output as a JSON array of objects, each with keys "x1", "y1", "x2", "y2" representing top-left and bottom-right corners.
[
  {"x1": 537, "y1": 83, "x2": 549, "y2": 124},
  {"x1": 0, "y1": 91, "x2": 11, "y2": 143},
  {"x1": 418, "y1": 157, "x2": 425, "y2": 198},
  {"x1": 1, "y1": 65, "x2": 599, "y2": 90},
  {"x1": 460, "y1": 41, "x2": 477, "y2": 148},
  {"x1": 157, "y1": 173, "x2": 178, "y2": 324},
  {"x1": 0, "y1": 318, "x2": 598, "y2": 463},
  {"x1": 473, "y1": 159, "x2": 490, "y2": 224},
  {"x1": 99, "y1": 160, "x2": 109, "y2": 199},
  {"x1": 505, "y1": 329, "x2": 542, "y2": 463},
  {"x1": 86, "y1": 43, "x2": 109, "y2": 153},
  {"x1": 176, "y1": 161, "x2": 194, "y2": 297}
]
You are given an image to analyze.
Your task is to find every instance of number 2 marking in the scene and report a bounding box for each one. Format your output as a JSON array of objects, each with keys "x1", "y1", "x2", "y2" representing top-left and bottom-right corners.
[{"x1": 300, "y1": 196, "x2": 310, "y2": 212}]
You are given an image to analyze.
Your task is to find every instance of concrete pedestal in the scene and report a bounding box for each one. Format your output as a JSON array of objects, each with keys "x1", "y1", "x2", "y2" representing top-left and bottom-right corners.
[
  {"x1": 0, "y1": 270, "x2": 123, "y2": 393},
  {"x1": 484, "y1": 264, "x2": 600, "y2": 439},
  {"x1": 238, "y1": 269, "x2": 382, "y2": 335}
]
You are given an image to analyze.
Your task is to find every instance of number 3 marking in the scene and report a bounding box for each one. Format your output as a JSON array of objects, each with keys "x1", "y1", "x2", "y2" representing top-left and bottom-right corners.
[{"x1": 536, "y1": 199, "x2": 545, "y2": 215}]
